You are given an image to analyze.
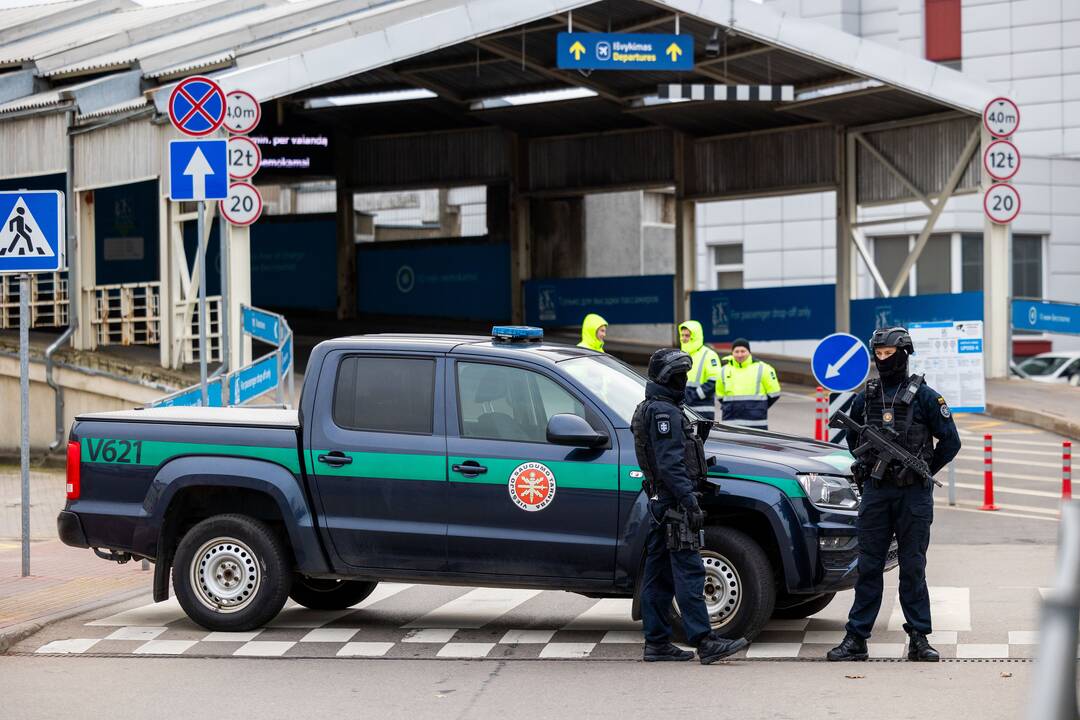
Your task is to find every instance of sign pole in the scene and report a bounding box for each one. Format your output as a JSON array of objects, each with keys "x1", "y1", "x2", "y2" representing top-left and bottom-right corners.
[
  {"x1": 197, "y1": 201, "x2": 208, "y2": 405},
  {"x1": 19, "y1": 273, "x2": 31, "y2": 577}
]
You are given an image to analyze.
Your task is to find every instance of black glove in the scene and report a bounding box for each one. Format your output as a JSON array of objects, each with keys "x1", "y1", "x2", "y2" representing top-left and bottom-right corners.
[{"x1": 682, "y1": 497, "x2": 705, "y2": 533}]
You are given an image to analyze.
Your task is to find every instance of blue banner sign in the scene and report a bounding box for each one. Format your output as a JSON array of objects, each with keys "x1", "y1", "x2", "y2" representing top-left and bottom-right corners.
[
  {"x1": 1012, "y1": 299, "x2": 1080, "y2": 335},
  {"x1": 690, "y1": 284, "x2": 835, "y2": 343},
  {"x1": 524, "y1": 275, "x2": 674, "y2": 326},
  {"x1": 281, "y1": 335, "x2": 292, "y2": 373},
  {"x1": 251, "y1": 217, "x2": 337, "y2": 311},
  {"x1": 358, "y1": 241, "x2": 510, "y2": 321},
  {"x1": 156, "y1": 378, "x2": 224, "y2": 408},
  {"x1": 241, "y1": 305, "x2": 282, "y2": 345},
  {"x1": 556, "y1": 32, "x2": 694, "y2": 71},
  {"x1": 230, "y1": 354, "x2": 279, "y2": 405},
  {"x1": 850, "y1": 292, "x2": 983, "y2": 345}
]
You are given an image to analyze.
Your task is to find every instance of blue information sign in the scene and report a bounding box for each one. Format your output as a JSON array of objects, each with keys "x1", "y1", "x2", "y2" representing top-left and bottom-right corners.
[
  {"x1": 168, "y1": 139, "x2": 228, "y2": 201},
  {"x1": 1012, "y1": 299, "x2": 1080, "y2": 336},
  {"x1": 812, "y1": 333, "x2": 871, "y2": 393},
  {"x1": 690, "y1": 284, "x2": 835, "y2": 343},
  {"x1": 230, "y1": 354, "x2": 279, "y2": 405},
  {"x1": 241, "y1": 305, "x2": 282, "y2": 345},
  {"x1": 556, "y1": 32, "x2": 694, "y2": 71},
  {"x1": 157, "y1": 378, "x2": 224, "y2": 408},
  {"x1": 0, "y1": 190, "x2": 64, "y2": 274},
  {"x1": 281, "y1": 335, "x2": 292, "y2": 373},
  {"x1": 524, "y1": 275, "x2": 674, "y2": 326}
]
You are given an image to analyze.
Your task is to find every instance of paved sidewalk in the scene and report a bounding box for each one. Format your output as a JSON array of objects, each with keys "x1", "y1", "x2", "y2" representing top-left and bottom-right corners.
[{"x1": 986, "y1": 378, "x2": 1080, "y2": 439}]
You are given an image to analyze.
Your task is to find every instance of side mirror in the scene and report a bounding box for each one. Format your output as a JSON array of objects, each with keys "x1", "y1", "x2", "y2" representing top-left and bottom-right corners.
[{"x1": 546, "y1": 413, "x2": 608, "y2": 448}]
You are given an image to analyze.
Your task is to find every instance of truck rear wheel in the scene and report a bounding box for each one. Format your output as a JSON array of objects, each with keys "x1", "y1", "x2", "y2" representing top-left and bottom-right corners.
[
  {"x1": 672, "y1": 526, "x2": 776, "y2": 643},
  {"x1": 289, "y1": 577, "x2": 378, "y2": 610},
  {"x1": 173, "y1": 514, "x2": 291, "y2": 632}
]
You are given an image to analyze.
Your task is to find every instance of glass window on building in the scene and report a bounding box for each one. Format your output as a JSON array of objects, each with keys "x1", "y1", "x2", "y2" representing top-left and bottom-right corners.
[
  {"x1": 711, "y1": 243, "x2": 743, "y2": 289},
  {"x1": 873, "y1": 236, "x2": 912, "y2": 297},
  {"x1": 916, "y1": 234, "x2": 952, "y2": 295},
  {"x1": 961, "y1": 233, "x2": 1043, "y2": 298}
]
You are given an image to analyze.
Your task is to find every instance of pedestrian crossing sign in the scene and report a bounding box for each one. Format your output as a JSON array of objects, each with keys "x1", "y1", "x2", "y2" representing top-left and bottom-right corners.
[{"x1": 0, "y1": 190, "x2": 64, "y2": 274}]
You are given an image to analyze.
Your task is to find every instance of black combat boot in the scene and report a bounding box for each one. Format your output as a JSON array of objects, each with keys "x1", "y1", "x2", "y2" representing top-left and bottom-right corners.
[
  {"x1": 696, "y1": 633, "x2": 748, "y2": 665},
  {"x1": 826, "y1": 633, "x2": 869, "y2": 661},
  {"x1": 907, "y1": 631, "x2": 940, "y2": 662},
  {"x1": 643, "y1": 642, "x2": 694, "y2": 662}
]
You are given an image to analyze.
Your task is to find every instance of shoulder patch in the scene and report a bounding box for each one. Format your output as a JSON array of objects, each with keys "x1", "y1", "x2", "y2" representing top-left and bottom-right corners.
[
  {"x1": 710, "y1": 357, "x2": 718, "y2": 366},
  {"x1": 937, "y1": 396, "x2": 946, "y2": 405},
  {"x1": 656, "y1": 413, "x2": 672, "y2": 437},
  {"x1": 940, "y1": 404, "x2": 951, "y2": 418}
]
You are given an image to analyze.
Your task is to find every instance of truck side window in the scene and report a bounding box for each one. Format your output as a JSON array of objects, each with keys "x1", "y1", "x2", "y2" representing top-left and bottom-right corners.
[
  {"x1": 457, "y1": 362, "x2": 585, "y2": 443},
  {"x1": 333, "y1": 356, "x2": 435, "y2": 435}
]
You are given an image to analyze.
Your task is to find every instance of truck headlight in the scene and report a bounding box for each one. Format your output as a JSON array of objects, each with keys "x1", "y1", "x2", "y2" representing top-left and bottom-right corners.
[{"x1": 797, "y1": 473, "x2": 859, "y2": 511}]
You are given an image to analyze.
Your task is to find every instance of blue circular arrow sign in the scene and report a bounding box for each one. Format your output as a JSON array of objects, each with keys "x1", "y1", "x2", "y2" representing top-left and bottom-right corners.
[{"x1": 811, "y1": 332, "x2": 871, "y2": 392}]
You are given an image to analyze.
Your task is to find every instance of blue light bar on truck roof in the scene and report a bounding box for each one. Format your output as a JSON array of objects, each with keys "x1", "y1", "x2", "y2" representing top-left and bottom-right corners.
[{"x1": 491, "y1": 326, "x2": 544, "y2": 342}]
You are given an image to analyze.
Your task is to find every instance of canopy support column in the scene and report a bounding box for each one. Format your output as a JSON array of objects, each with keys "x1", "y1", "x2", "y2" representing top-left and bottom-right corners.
[{"x1": 835, "y1": 128, "x2": 855, "y2": 333}]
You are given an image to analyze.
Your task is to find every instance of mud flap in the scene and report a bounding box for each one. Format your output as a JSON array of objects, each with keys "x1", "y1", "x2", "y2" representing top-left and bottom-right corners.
[{"x1": 153, "y1": 557, "x2": 170, "y2": 602}]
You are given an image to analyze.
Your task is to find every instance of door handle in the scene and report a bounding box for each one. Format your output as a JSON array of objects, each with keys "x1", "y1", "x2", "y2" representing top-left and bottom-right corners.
[
  {"x1": 452, "y1": 462, "x2": 488, "y2": 475},
  {"x1": 318, "y1": 452, "x2": 353, "y2": 467}
]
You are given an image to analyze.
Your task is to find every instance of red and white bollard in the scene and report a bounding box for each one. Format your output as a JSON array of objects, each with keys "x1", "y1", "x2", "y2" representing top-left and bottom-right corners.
[
  {"x1": 1063, "y1": 441, "x2": 1073, "y2": 501},
  {"x1": 814, "y1": 386, "x2": 825, "y2": 441},
  {"x1": 981, "y1": 434, "x2": 998, "y2": 511}
]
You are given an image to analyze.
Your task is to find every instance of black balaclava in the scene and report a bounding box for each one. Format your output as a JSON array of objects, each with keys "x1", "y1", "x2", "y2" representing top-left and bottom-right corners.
[
  {"x1": 875, "y1": 348, "x2": 909, "y2": 385},
  {"x1": 669, "y1": 370, "x2": 688, "y2": 394}
]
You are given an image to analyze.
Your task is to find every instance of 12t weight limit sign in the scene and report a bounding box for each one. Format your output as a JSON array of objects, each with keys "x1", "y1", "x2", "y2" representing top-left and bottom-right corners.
[
  {"x1": 984, "y1": 183, "x2": 1020, "y2": 224},
  {"x1": 220, "y1": 182, "x2": 262, "y2": 226},
  {"x1": 983, "y1": 139, "x2": 1020, "y2": 181}
]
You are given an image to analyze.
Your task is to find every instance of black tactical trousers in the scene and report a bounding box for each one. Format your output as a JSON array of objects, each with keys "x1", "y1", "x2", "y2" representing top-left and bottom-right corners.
[{"x1": 845, "y1": 480, "x2": 934, "y2": 639}]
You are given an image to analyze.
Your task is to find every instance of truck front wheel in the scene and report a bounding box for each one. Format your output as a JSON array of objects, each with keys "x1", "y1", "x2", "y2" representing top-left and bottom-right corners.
[
  {"x1": 173, "y1": 514, "x2": 291, "y2": 631},
  {"x1": 289, "y1": 577, "x2": 378, "y2": 610},
  {"x1": 673, "y1": 526, "x2": 776, "y2": 643}
]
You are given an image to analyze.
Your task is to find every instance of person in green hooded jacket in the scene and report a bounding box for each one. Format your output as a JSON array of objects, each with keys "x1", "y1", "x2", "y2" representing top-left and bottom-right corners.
[
  {"x1": 577, "y1": 313, "x2": 608, "y2": 352},
  {"x1": 678, "y1": 320, "x2": 723, "y2": 420}
]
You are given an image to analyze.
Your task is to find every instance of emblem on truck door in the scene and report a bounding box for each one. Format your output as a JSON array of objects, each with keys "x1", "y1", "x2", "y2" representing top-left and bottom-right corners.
[{"x1": 509, "y1": 462, "x2": 556, "y2": 512}]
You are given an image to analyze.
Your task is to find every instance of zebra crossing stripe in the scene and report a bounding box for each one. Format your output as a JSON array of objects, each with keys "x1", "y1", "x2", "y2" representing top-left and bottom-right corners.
[{"x1": 657, "y1": 84, "x2": 795, "y2": 101}]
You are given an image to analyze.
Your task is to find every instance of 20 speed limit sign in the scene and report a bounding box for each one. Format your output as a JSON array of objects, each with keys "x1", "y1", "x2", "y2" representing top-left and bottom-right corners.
[
  {"x1": 983, "y1": 139, "x2": 1020, "y2": 181},
  {"x1": 984, "y1": 183, "x2": 1020, "y2": 224},
  {"x1": 220, "y1": 182, "x2": 262, "y2": 226}
]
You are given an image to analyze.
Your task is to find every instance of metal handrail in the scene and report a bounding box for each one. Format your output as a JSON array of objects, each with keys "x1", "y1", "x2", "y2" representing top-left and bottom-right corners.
[{"x1": 1027, "y1": 500, "x2": 1080, "y2": 720}]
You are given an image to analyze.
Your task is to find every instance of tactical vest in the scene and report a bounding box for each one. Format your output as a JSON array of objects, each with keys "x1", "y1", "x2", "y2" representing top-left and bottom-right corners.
[
  {"x1": 631, "y1": 398, "x2": 708, "y2": 498},
  {"x1": 863, "y1": 374, "x2": 934, "y2": 486}
]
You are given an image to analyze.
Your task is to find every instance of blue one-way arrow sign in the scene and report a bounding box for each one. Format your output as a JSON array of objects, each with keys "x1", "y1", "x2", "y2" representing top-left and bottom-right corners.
[
  {"x1": 169, "y1": 139, "x2": 227, "y2": 201},
  {"x1": 811, "y1": 333, "x2": 871, "y2": 393}
]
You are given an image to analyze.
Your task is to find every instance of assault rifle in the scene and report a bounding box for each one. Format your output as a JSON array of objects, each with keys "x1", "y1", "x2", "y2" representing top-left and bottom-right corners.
[{"x1": 830, "y1": 411, "x2": 943, "y2": 488}]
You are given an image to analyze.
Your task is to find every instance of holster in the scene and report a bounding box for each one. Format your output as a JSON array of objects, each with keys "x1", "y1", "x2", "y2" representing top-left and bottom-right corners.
[{"x1": 663, "y1": 509, "x2": 704, "y2": 551}]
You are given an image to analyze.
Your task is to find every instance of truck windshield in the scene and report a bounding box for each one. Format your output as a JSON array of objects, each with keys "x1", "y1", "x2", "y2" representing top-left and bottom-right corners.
[{"x1": 560, "y1": 355, "x2": 647, "y2": 425}]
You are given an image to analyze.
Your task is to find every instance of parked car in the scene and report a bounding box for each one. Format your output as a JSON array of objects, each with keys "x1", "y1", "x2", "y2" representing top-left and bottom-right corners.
[{"x1": 1014, "y1": 352, "x2": 1080, "y2": 386}]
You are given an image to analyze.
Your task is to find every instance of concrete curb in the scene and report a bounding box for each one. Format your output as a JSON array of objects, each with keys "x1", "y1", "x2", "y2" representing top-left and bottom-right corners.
[
  {"x1": 0, "y1": 586, "x2": 150, "y2": 655},
  {"x1": 985, "y1": 402, "x2": 1080, "y2": 441}
]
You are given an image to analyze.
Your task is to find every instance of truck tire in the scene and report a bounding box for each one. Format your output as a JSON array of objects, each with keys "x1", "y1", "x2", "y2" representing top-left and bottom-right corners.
[
  {"x1": 672, "y1": 526, "x2": 776, "y2": 644},
  {"x1": 173, "y1": 514, "x2": 291, "y2": 632},
  {"x1": 772, "y1": 592, "x2": 836, "y2": 619},
  {"x1": 289, "y1": 577, "x2": 378, "y2": 610}
]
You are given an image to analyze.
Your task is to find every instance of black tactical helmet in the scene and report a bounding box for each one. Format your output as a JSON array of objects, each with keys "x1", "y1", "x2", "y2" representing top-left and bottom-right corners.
[
  {"x1": 870, "y1": 326, "x2": 915, "y2": 355},
  {"x1": 648, "y1": 348, "x2": 692, "y2": 384}
]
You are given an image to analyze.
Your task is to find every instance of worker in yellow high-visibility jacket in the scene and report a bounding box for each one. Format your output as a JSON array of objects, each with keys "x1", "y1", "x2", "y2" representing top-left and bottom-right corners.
[
  {"x1": 718, "y1": 338, "x2": 781, "y2": 429},
  {"x1": 577, "y1": 313, "x2": 608, "y2": 352},
  {"x1": 678, "y1": 320, "x2": 723, "y2": 421}
]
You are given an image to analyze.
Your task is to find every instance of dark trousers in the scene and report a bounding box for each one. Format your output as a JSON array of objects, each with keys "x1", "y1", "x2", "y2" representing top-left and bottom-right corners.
[
  {"x1": 641, "y1": 500, "x2": 712, "y2": 646},
  {"x1": 845, "y1": 481, "x2": 934, "y2": 639}
]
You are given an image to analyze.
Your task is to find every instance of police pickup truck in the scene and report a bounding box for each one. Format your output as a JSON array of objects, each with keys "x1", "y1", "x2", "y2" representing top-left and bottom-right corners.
[{"x1": 58, "y1": 327, "x2": 892, "y2": 642}]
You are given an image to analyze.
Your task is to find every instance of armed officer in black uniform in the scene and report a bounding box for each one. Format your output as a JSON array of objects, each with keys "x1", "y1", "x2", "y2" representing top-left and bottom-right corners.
[
  {"x1": 827, "y1": 327, "x2": 961, "y2": 662},
  {"x1": 632, "y1": 348, "x2": 748, "y2": 664}
]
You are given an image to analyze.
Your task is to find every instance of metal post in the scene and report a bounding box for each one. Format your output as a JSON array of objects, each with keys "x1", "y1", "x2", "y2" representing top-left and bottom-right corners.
[
  {"x1": 219, "y1": 219, "x2": 230, "y2": 375},
  {"x1": 947, "y1": 462, "x2": 956, "y2": 506},
  {"x1": 19, "y1": 273, "x2": 31, "y2": 577},
  {"x1": 275, "y1": 347, "x2": 284, "y2": 406},
  {"x1": 1026, "y1": 500, "x2": 1080, "y2": 720},
  {"x1": 197, "y1": 201, "x2": 208, "y2": 405},
  {"x1": 288, "y1": 329, "x2": 295, "y2": 407}
]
